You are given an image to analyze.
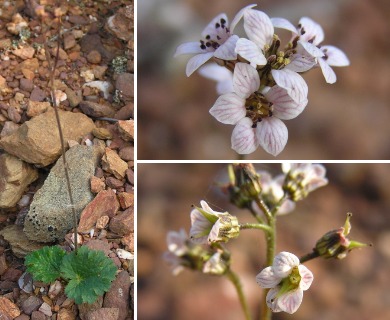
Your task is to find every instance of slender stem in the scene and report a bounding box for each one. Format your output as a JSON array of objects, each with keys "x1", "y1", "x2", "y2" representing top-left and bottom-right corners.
[
  {"x1": 254, "y1": 198, "x2": 276, "y2": 320},
  {"x1": 240, "y1": 223, "x2": 272, "y2": 233},
  {"x1": 226, "y1": 269, "x2": 251, "y2": 320},
  {"x1": 45, "y1": 15, "x2": 78, "y2": 251},
  {"x1": 255, "y1": 198, "x2": 272, "y2": 223},
  {"x1": 299, "y1": 251, "x2": 320, "y2": 263}
]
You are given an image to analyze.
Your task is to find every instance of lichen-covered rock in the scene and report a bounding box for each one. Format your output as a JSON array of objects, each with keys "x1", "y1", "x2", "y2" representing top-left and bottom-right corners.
[
  {"x1": 0, "y1": 109, "x2": 95, "y2": 167},
  {"x1": 0, "y1": 153, "x2": 38, "y2": 208},
  {"x1": 23, "y1": 145, "x2": 102, "y2": 242}
]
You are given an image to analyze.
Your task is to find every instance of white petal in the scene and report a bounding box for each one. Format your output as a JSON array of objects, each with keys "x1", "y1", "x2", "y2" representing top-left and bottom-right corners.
[
  {"x1": 244, "y1": 9, "x2": 274, "y2": 49},
  {"x1": 230, "y1": 4, "x2": 257, "y2": 32},
  {"x1": 200, "y1": 200, "x2": 223, "y2": 216},
  {"x1": 256, "y1": 117, "x2": 288, "y2": 156},
  {"x1": 209, "y1": 93, "x2": 246, "y2": 124},
  {"x1": 233, "y1": 62, "x2": 260, "y2": 98},
  {"x1": 235, "y1": 38, "x2": 267, "y2": 67},
  {"x1": 214, "y1": 35, "x2": 238, "y2": 60},
  {"x1": 272, "y1": 252, "x2": 299, "y2": 278},
  {"x1": 198, "y1": 64, "x2": 234, "y2": 95},
  {"x1": 321, "y1": 45, "x2": 350, "y2": 66},
  {"x1": 174, "y1": 42, "x2": 204, "y2": 57},
  {"x1": 216, "y1": 80, "x2": 234, "y2": 95},
  {"x1": 318, "y1": 58, "x2": 337, "y2": 84},
  {"x1": 278, "y1": 200, "x2": 296, "y2": 215},
  {"x1": 271, "y1": 17, "x2": 298, "y2": 34},
  {"x1": 231, "y1": 117, "x2": 258, "y2": 154},
  {"x1": 285, "y1": 54, "x2": 316, "y2": 72},
  {"x1": 198, "y1": 63, "x2": 233, "y2": 82},
  {"x1": 266, "y1": 287, "x2": 283, "y2": 312},
  {"x1": 298, "y1": 40, "x2": 324, "y2": 58},
  {"x1": 265, "y1": 86, "x2": 307, "y2": 120},
  {"x1": 208, "y1": 219, "x2": 223, "y2": 243},
  {"x1": 186, "y1": 52, "x2": 214, "y2": 77},
  {"x1": 278, "y1": 289, "x2": 303, "y2": 314},
  {"x1": 271, "y1": 69, "x2": 308, "y2": 103},
  {"x1": 189, "y1": 206, "x2": 213, "y2": 244},
  {"x1": 298, "y1": 265, "x2": 314, "y2": 290},
  {"x1": 299, "y1": 17, "x2": 324, "y2": 45},
  {"x1": 202, "y1": 13, "x2": 229, "y2": 39},
  {"x1": 256, "y1": 266, "x2": 282, "y2": 288}
]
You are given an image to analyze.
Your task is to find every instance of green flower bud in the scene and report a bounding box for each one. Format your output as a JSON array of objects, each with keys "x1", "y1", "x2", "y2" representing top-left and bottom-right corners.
[{"x1": 315, "y1": 213, "x2": 371, "y2": 260}]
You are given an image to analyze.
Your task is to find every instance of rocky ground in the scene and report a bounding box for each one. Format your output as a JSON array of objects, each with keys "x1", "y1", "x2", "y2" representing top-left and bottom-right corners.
[{"x1": 0, "y1": 1, "x2": 134, "y2": 319}]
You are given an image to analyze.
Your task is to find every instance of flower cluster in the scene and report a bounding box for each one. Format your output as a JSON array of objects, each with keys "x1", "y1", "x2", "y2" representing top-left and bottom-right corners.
[{"x1": 175, "y1": 5, "x2": 349, "y2": 156}]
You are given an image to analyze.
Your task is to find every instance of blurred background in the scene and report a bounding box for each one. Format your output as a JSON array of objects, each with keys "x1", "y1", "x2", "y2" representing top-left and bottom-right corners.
[
  {"x1": 138, "y1": 163, "x2": 390, "y2": 320},
  {"x1": 138, "y1": 0, "x2": 390, "y2": 160}
]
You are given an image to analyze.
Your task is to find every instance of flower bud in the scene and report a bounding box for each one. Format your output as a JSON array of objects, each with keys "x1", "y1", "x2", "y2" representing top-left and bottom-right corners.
[
  {"x1": 227, "y1": 164, "x2": 262, "y2": 208},
  {"x1": 314, "y1": 213, "x2": 370, "y2": 259},
  {"x1": 282, "y1": 163, "x2": 328, "y2": 201}
]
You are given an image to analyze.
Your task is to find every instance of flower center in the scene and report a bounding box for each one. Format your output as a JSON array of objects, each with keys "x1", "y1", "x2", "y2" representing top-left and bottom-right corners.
[
  {"x1": 275, "y1": 266, "x2": 302, "y2": 299},
  {"x1": 199, "y1": 18, "x2": 230, "y2": 52},
  {"x1": 244, "y1": 92, "x2": 273, "y2": 128}
]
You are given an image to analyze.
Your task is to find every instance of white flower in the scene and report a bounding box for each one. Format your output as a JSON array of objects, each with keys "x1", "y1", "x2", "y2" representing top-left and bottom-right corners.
[
  {"x1": 198, "y1": 63, "x2": 233, "y2": 95},
  {"x1": 174, "y1": 4, "x2": 256, "y2": 76},
  {"x1": 272, "y1": 17, "x2": 349, "y2": 83},
  {"x1": 282, "y1": 163, "x2": 328, "y2": 194},
  {"x1": 209, "y1": 63, "x2": 307, "y2": 156},
  {"x1": 253, "y1": 171, "x2": 295, "y2": 215},
  {"x1": 235, "y1": 9, "x2": 275, "y2": 67},
  {"x1": 163, "y1": 229, "x2": 190, "y2": 275},
  {"x1": 190, "y1": 200, "x2": 239, "y2": 244},
  {"x1": 256, "y1": 252, "x2": 314, "y2": 314}
]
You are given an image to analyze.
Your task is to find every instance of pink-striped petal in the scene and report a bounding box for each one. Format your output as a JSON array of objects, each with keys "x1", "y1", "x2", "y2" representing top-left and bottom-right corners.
[
  {"x1": 266, "y1": 288, "x2": 283, "y2": 312},
  {"x1": 256, "y1": 266, "x2": 282, "y2": 288},
  {"x1": 318, "y1": 58, "x2": 337, "y2": 84},
  {"x1": 235, "y1": 38, "x2": 267, "y2": 67},
  {"x1": 265, "y1": 86, "x2": 307, "y2": 120},
  {"x1": 230, "y1": 4, "x2": 257, "y2": 32},
  {"x1": 298, "y1": 265, "x2": 314, "y2": 291},
  {"x1": 231, "y1": 117, "x2": 258, "y2": 154},
  {"x1": 256, "y1": 117, "x2": 288, "y2": 156},
  {"x1": 214, "y1": 35, "x2": 239, "y2": 60},
  {"x1": 278, "y1": 289, "x2": 303, "y2": 314},
  {"x1": 201, "y1": 13, "x2": 229, "y2": 39},
  {"x1": 186, "y1": 52, "x2": 214, "y2": 77},
  {"x1": 244, "y1": 9, "x2": 274, "y2": 49},
  {"x1": 299, "y1": 17, "x2": 324, "y2": 45},
  {"x1": 298, "y1": 40, "x2": 324, "y2": 58},
  {"x1": 189, "y1": 208, "x2": 212, "y2": 244},
  {"x1": 233, "y1": 62, "x2": 260, "y2": 98},
  {"x1": 271, "y1": 69, "x2": 308, "y2": 103},
  {"x1": 321, "y1": 45, "x2": 350, "y2": 66},
  {"x1": 209, "y1": 93, "x2": 246, "y2": 124},
  {"x1": 174, "y1": 42, "x2": 204, "y2": 57},
  {"x1": 272, "y1": 252, "x2": 299, "y2": 278},
  {"x1": 271, "y1": 17, "x2": 298, "y2": 34},
  {"x1": 285, "y1": 54, "x2": 316, "y2": 72}
]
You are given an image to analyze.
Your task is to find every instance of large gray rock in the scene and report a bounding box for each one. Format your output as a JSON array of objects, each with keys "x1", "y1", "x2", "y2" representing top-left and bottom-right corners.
[
  {"x1": 0, "y1": 109, "x2": 95, "y2": 167},
  {"x1": 0, "y1": 153, "x2": 38, "y2": 208},
  {"x1": 23, "y1": 145, "x2": 102, "y2": 242}
]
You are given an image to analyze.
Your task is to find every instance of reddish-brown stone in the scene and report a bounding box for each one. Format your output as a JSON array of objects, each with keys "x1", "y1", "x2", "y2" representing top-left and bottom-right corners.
[
  {"x1": 108, "y1": 208, "x2": 133, "y2": 236},
  {"x1": 78, "y1": 190, "x2": 119, "y2": 232}
]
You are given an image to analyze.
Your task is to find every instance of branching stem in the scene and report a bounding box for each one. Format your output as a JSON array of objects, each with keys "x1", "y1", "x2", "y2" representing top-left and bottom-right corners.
[{"x1": 226, "y1": 269, "x2": 252, "y2": 320}]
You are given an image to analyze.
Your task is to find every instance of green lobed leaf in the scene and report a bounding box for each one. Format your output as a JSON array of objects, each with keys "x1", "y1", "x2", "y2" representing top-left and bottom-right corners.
[
  {"x1": 60, "y1": 246, "x2": 117, "y2": 304},
  {"x1": 24, "y1": 246, "x2": 67, "y2": 283}
]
